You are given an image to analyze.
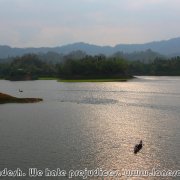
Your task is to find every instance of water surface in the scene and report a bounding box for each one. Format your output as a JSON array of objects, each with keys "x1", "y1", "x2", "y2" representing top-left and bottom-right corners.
[{"x1": 0, "y1": 76, "x2": 180, "y2": 179}]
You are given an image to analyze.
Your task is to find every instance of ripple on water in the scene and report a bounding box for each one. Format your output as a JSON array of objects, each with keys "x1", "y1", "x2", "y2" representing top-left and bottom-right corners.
[{"x1": 60, "y1": 97, "x2": 119, "y2": 105}]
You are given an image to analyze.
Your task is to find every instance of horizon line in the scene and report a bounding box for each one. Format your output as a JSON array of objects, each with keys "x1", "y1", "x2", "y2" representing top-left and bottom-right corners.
[{"x1": 0, "y1": 36, "x2": 179, "y2": 49}]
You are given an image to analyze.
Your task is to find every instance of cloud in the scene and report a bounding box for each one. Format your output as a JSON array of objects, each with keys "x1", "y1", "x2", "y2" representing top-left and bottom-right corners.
[
  {"x1": 124, "y1": 0, "x2": 164, "y2": 10},
  {"x1": 0, "y1": 0, "x2": 180, "y2": 46}
]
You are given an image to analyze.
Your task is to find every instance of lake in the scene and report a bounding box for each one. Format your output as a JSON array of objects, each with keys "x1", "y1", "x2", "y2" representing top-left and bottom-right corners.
[{"x1": 0, "y1": 76, "x2": 180, "y2": 179}]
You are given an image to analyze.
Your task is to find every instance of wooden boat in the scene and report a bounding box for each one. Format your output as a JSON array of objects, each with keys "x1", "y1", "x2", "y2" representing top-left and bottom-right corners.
[{"x1": 134, "y1": 140, "x2": 143, "y2": 154}]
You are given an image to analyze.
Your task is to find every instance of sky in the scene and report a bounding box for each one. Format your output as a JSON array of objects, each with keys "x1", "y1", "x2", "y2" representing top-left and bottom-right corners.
[{"x1": 0, "y1": 0, "x2": 180, "y2": 47}]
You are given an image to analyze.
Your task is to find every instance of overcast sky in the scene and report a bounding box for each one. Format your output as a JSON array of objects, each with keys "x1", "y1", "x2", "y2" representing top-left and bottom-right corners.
[{"x1": 0, "y1": 0, "x2": 180, "y2": 47}]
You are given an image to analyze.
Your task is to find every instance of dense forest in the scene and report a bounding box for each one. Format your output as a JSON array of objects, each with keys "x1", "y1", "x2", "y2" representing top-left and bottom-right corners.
[{"x1": 0, "y1": 52, "x2": 180, "y2": 80}]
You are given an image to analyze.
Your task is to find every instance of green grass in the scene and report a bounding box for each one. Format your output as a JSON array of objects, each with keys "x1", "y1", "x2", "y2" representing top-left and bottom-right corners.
[
  {"x1": 58, "y1": 78, "x2": 130, "y2": 82},
  {"x1": 38, "y1": 77, "x2": 59, "y2": 80},
  {"x1": 1, "y1": 76, "x2": 132, "y2": 82},
  {"x1": 38, "y1": 76, "x2": 132, "y2": 82}
]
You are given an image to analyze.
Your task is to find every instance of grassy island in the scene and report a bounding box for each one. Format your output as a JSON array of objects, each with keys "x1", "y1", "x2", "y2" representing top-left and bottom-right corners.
[
  {"x1": 58, "y1": 77, "x2": 132, "y2": 82},
  {"x1": 0, "y1": 93, "x2": 43, "y2": 104}
]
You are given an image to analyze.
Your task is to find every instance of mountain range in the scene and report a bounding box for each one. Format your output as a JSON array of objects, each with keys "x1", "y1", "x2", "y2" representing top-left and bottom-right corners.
[{"x1": 0, "y1": 37, "x2": 180, "y2": 59}]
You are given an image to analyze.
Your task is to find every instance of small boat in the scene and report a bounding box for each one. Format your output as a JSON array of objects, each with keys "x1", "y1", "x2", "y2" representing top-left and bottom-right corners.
[
  {"x1": 19, "y1": 89, "x2": 23, "y2": 92},
  {"x1": 134, "y1": 140, "x2": 143, "y2": 154}
]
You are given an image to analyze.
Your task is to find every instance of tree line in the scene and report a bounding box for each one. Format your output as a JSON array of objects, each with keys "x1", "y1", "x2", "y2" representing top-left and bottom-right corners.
[{"x1": 0, "y1": 53, "x2": 180, "y2": 80}]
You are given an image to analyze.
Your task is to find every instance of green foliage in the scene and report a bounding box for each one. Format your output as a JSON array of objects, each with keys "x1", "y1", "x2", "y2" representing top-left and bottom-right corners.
[
  {"x1": 0, "y1": 53, "x2": 180, "y2": 81},
  {"x1": 58, "y1": 55, "x2": 129, "y2": 79},
  {"x1": 129, "y1": 56, "x2": 180, "y2": 75},
  {"x1": 2, "y1": 54, "x2": 57, "y2": 80}
]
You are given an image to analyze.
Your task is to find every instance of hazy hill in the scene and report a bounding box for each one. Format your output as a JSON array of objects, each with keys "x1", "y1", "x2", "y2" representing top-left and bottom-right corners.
[
  {"x1": 115, "y1": 37, "x2": 180, "y2": 56},
  {"x1": 0, "y1": 37, "x2": 180, "y2": 58},
  {"x1": 112, "y1": 49, "x2": 165, "y2": 62}
]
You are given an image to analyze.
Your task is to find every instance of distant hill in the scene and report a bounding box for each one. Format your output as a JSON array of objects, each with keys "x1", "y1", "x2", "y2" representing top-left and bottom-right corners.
[
  {"x1": 115, "y1": 37, "x2": 180, "y2": 56},
  {"x1": 112, "y1": 49, "x2": 165, "y2": 62},
  {"x1": 0, "y1": 37, "x2": 180, "y2": 59}
]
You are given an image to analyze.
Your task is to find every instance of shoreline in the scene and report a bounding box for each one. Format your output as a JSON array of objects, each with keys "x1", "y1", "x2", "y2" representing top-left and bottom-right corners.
[
  {"x1": 1, "y1": 76, "x2": 133, "y2": 82},
  {"x1": 0, "y1": 93, "x2": 43, "y2": 104},
  {"x1": 58, "y1": 78, "x2": 130, "y2": 82}
]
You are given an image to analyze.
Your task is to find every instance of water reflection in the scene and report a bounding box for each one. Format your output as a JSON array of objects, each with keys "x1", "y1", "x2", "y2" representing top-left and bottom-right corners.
[{"x1": 0, "y1": 77, "x2": 180, "y2": 179}]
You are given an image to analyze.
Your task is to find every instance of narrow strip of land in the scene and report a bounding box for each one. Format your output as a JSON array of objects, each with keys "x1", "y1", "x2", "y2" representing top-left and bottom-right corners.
[
  {"x1": 0, "y1": 93, "x2": 43, "y2": 104},
  {"x1": 58, "y1": 78, "x2": 129, "y2": 82}
]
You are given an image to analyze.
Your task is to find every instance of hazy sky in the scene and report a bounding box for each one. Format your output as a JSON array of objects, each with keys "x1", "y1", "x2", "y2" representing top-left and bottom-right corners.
[{"x1": 0, "y1": 0, "x2": 180, "y2": 47}]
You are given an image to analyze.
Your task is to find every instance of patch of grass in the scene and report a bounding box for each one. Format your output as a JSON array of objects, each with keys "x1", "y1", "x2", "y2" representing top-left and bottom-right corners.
[
  {"x1": 38, "y1": 77, "x2": 59, "y2": 80},
  {"x1": 0, "y1": 92, "x2": 43, "y2": 104},
  {"x1": 58, "y1": 78, "x2": 131, "y2": 82}
]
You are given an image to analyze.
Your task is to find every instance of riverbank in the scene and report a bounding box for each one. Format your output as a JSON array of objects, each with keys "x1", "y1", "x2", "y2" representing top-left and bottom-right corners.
[
  {"x1": 38, "y1": 77, "x2": 59, "y2": 80},
  {"x1": 0, "y1": 93, "x2": 43, "y2": 104},
  {"x1": 38, "y1": 76, "x2": 133, "y2": 82},
  {"x1": 57, "y1": 75, "x2": 133, "y2": 82},
  {"x1": 1, "y1": 76, "x2": 133, "y2": 82},
  {"x1": 58, "y1": 78, "x2": 130, "y2": 82}
]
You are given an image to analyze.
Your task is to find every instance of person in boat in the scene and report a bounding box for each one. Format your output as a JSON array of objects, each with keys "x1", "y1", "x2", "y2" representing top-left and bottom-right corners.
[{"x1": 134, "y1": 140, "x2": 143, "y2": 154}]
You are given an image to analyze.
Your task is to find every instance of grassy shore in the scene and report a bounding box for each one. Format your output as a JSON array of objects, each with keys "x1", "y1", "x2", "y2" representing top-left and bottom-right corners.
[
  {"x1": 38, "y1": 77, "x2": 59, "y2": 80},
  {"x1": 58, "y1": 75, "x2": 133, "y2": 82},
  {"x1": 58, "y1": 78, "x2": 130, "y2": 82},
  {"x1": 0, "y1": 93, "x2": 43, "y2": 104},
  {"x1": 4, "y1": 76, "x2": 133, "y2": 82}
]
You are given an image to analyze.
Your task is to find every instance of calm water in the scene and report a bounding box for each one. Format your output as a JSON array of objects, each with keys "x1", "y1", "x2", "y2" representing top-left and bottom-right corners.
[{"x1": 0, "y1": 76, "x2": 180, "y2": 179}]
